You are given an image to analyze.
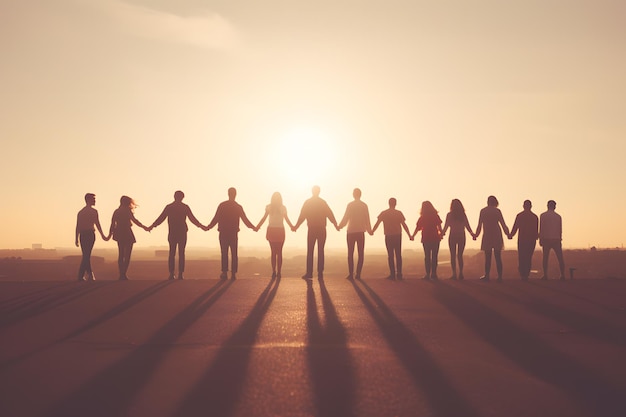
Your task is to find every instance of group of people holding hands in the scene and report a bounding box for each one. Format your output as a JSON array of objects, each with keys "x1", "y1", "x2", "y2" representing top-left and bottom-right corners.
[{"x1": 75, "y1": 187, "x2": 565, "y2": 283}]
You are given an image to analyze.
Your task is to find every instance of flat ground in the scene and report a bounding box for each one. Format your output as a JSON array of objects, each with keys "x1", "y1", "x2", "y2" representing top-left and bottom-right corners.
[{"x1": 1, "y1": 255, "x2": 626, "y2": 417}]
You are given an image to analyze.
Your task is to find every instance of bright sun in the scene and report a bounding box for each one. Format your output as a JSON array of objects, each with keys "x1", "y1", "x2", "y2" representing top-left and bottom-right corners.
[{"x1": 274, "y1": 125, "x2": 337, "y2": 188}]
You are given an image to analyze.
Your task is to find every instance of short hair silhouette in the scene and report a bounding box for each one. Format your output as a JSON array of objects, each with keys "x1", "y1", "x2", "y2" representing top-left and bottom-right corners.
[
  {"x1": 547, "y1": 200, "x2": 556, "y2": 209},
  {"x1": 487, "y1": 195, "x2": 499, "y2": 207},
  {"x1": 84, "y1": 193, "x2": 95, "y2": 203},
  {"x1": 523, "y1": 200, "x2": 532, "y2": 209},
  {"x1": 388, "y1": 198, "x2": 397, "y2": 208},
  {"x1": 174, "y1": 191, "x2": 185, "y2": 201},
  {"x1": 353, "y1": 188, "x2": 362, "y2": 199},
  {"x1": 312, "y1": 185, "x2": 321, "y2": 196},
  {"x1": 228, "y1": 187, "x2": 237, "y2": 199}
]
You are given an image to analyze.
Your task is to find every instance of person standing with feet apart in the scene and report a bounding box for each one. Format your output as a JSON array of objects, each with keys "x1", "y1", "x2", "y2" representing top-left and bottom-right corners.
[
  {"x1": 109, "y1": 196, "x2": 149, "y2": 280},
  {"x1": 474, "y1": 195, "x2": 510, "y2": 282},
  {"x1": 148, "y1": 191, "x2": 205, "y2": 280},
  {"x1": 292, "y1": 185, "x2": 338, "y2": 280},
  {"x1": 441, "y1": 199, "x2": 474, "y2": 280},
  {"x1": 371, "y1": 198, "x2": 412, "y2": 280},
  {"x1": 539, "y1": 200, "x2": 565, "y2": 280},
  {"x1": 509, "y1": 199, "x2": 538, "y2": 281},
  {"x1": 75, "y1": 193, "x2": 109, "y2": 281},
  {"x1": 337, "y1": 188, "x2": 372, "y2": 280},
  {"x1": 256, "y1": 192, "x2": 294, "y2": 279},
  {"x1": 411, "y1": 201, "x2": 443, "y2": 280},
  {"x1": 204, "y1": 187, "x2": 257, "y2": 280}
]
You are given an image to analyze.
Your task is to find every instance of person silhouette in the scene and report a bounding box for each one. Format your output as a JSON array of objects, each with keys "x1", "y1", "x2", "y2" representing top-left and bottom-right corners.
[
  {"x1": 204, "y1": 187, "x2": 257, "y2": 280},
  {"x1": 292, "y1": 185, "x2": 338, "y2": 280},
  {"x1": 256, "y1": 192, "x2": 294, "y2": 279},
  {"x1": 371, "y1": 198, "x2": 412, "y2": 280},
  {"x1": 337, "y1": 188, "x2": 372, "y2": 280},
  {"x1": 509, "y1": 200, "x2": 538, "y2": 281},
  {"x1": 539, "y1": 200, "x2": 565, "y2": 280},
  {"x1": 148, "y1": 191, "x2": 204, "y2": 280},
  {"x1": 441, "y1": 199, "x2": 474, "y2": 280},
  {"x1": 474, "y1": 195, "x2": 510, "y2": 282},
  {"x1": 75, "y1": 193, "x2": 108, "y2": 281},
  {"x1": 411, "y1": 201, "x2": 443, "y2": 280},
  {"x1": 109, "y1": 196, "x2": 149, "y2": 280}
]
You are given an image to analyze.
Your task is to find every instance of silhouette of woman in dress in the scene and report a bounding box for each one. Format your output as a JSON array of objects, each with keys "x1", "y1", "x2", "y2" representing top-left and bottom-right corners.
[
  {"x1": 256, "y1": 192, "x2": 294, "y2": 279},
  {"x1": 109, "y1": 196, "x2": 149, "y2": 280},
  {"x1": 474, "y1": 195, "x2": 510, "y2": 282},
  {"x1": 441, "y1": 199, "x2": 474, "y2": 280}
]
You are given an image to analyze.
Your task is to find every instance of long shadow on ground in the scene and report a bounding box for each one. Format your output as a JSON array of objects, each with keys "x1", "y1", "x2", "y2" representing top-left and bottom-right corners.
[
  {"x1": 0, "y1": 282, "x2": 112, "y2": 329},
  {"x1": 352, "y1": 279, "x2": 480, "y2": 417},
  {"x1": 0, "y1": 280, "x2": 174, "y2": 371},
  {"x1": 170, "y1": 276, "x2": 280, "y2": 417},
  {"x1": 306, "y1": 278, "x2": 356, "y2": 417},
  {"x1": 434, "y1": 282, "x2": 626, "y2": 416},
  {"x1": 42, "y1": 279, "x2": 232, "y2": 417}
]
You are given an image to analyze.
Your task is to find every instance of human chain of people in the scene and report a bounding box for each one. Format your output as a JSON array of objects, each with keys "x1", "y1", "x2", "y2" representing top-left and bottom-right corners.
[{"x1": 75, "y1": 187, "x2": 565, "y2": 283}]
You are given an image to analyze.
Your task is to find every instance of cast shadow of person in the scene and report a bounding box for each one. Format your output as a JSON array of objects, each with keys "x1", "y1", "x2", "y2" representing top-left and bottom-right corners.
[
  {"x1": 306, "y1": 279, "x2": 357, "y2": 417},
  {"x1": 171, "y1": 276, "x2": 280, "y2": 417},
  {"x1": 1, "y1": 281, "x2": 174, "y2": 371},
  {"x1": 351, "y1": 279, "x2": 480, "y2": 417},
  {"x1": 41, "y1": 279, "x2": 233, "y2": 417},
  {"x1": 433, "y1": 283, "x2": 626, "y2": 416}
]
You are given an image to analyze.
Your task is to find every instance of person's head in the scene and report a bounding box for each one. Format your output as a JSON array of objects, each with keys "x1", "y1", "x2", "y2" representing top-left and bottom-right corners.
[
  {"x1": 270, "y1": 191, "x2": 283, "y2": 207},
  {"x1": 450, "y1": 198, "x2": 464, "y2": 213},
  {"x1": 84, "y1": 193, "x2": 96, "y2": 206},
  {"x1": 312, "y1": 185, "x2": 321, "y2": 197},
  {"x1": 353, "y1": 188, "x2": 362, "y2": 200},
  {"x1": 174, "y1": 190, "x2": 185, "y2": 202},
  {"x1": 547, "y1": 200, "x2": 556, "y2": 210},
  {"x1": 388, "y1": 198, "x2": 397, "y2": 208},
  {"x1": 420, "y1": 201, "x2": 437, "y2": 216},
  {"x1": 523, "y1": 199, "x2": 532, "y2": 210},
  {"x1": 119, "y1": 195, "x2": 137, "y2": 210},
  {"x1": 487, "y1": 195, "x2": 499, "y2": 207},
  {"x1": 228, "y1": 187, "x2": 237, "y2": 200}
]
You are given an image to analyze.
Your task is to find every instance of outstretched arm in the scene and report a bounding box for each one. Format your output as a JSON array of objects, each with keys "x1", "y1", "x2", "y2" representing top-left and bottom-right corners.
[
  {"x1": 463, "y1": 215, "x2": 475, "y2": 237},
  {"x1": 499, "y1": 211, "x2": 510, "y2": 237},
  {"x1": 371, "y1": 218, "x2": 381, "y2": 235},
  {"x1": 186, "y1": 207, "x2": 204, "y2": 230},
  {"x1": 131, "y1": 214, "x2": 149, "y2": 231},
  {"x1": 150, "y1": 207, "x2": 168, "y2": 230},
  {"x1": 256, "y1": 211, "x2": 269, "y2": 230},
  {"x1": 402, "y1": 221, "x2": 412, "y2": 239}
]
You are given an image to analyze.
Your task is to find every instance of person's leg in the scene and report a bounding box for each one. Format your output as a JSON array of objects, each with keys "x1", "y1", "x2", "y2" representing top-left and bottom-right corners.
[
  {"x1": 554, "y1": 242, "x2": 565, "y2": 278},
  {"x1": 385, "y1": 235, "x2": 395, "y2": 277},
  {"x1": 448, "y1": 237, "x2": 457, "y2": 278},
  {"x1": 79, "y1": 231, "x2": 95, "y2": 280},
  {"x1": 494, "y1": 249, "x2": 503, "y2": 280},
  {"x1": 168, "y1": 234, "x2": 177, "y2": 277},
  {"x1": 219, "y1": 233, "x2": 229, "y2": 278},
  {"x1": 355, "y1": 232, "x2": 365, "y2": 279},
  {"x1": 178, "y1": 234, "x2": 187, "y2": 276},
  {"x1": 117, "y1": 242, "x2": 125, "y2": 278},
  {"x1": 121, "y1": 242, "x2": 133, "y2": 279},
  {"x1": 423, "y1": 242, "x2": 432, "y2": 278},
  {"x1": 346, "y1": 233, "x2": 356, "y2": 277},
  {"x1": 317, "y1": 228, "x2": 327, "y2": 277},
  {"x1": 305, "y1": 228, "x2": 315, "y2": 277},
  {"x1": 276, "y1": 241, "x2": 285, "y2": 277},
  {"x1": 542, "y1": 244, "x2": 551, "y2": 279},
  {"x1": 458, "y1": 237, "x2": 466, "y2": 279},
  {"x1": 517, "y1": 240, "x2": 524, "y2": 278},
  {"x1": 395, "y1": 235, "x2": 403, "y2": 278},
  {"x1": 270, "y1": 242, "x2": 278, "y2": 274},
  {"x1": 231, "y1": 234, "x2": 239, "y2": 274},
  {"x1": 432, "y1": 240, "x2": 440, "y2": 278},
  {"x1": 483, "y1": 249, "x2": 492, "y2": 279}
]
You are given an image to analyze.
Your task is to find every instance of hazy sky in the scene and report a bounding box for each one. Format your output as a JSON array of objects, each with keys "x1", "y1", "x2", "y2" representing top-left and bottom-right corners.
[{"x1": 1, "y1": 0, "x2": 625, "y2": 251}]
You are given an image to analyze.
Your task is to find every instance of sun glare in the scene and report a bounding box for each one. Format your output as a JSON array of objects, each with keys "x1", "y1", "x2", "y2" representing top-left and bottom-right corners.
[{"x1": 274, "y1": 126, "x2": 337, "y2": 188}]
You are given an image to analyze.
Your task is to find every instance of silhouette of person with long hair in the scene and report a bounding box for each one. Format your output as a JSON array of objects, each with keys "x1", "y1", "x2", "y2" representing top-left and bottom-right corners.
[
  {"x1": 411, "y1": 201, "x2": 443, "y2": 280},
  {"x1": 256, "y1": 192, "x2": 294, "y2": 279},
  {"x1": 204, "y1": 187, "x2": 257, "y2": 280},
  {"x1": 337, "y1": 188, "x2": 372, "y2": 280},
  {"x1": 539, "y1": 200, "x2": 565, "y2": 280},
  {"x1": 292, "y1": 185, "x2": 338, "y2": 280},
  {"x1": 75, "y1": 193, "x2": 108, "y2": 281},
  {"x1": 109, "y1": 196, "x2": 149, "y2": 280},
  {"x1": 371, "y1": 198, "x2": 412, "y2": 280},
  {"x1": 148, "y1": 191, "x2": 204, "y2": 280},
  {"x1": 441, "y1": 199, "x2": 474, "y2": 280},
  {"x1": 474, "y1": 195, "x2": 510, "y2": 282},
  {"x1": 509, "y1": 200, "x2": 538, "y2": 281}
]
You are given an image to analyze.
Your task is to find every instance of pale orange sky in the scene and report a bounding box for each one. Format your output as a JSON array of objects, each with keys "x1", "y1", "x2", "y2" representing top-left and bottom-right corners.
[{"x1": 1, "y1": 0, "x2": 625, "y2": 251}]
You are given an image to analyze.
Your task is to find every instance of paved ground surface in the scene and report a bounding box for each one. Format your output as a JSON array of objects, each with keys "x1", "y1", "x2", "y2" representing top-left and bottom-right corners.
[{"x1": 1, "y1": 274, "x2": 626, "y2": 417}]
